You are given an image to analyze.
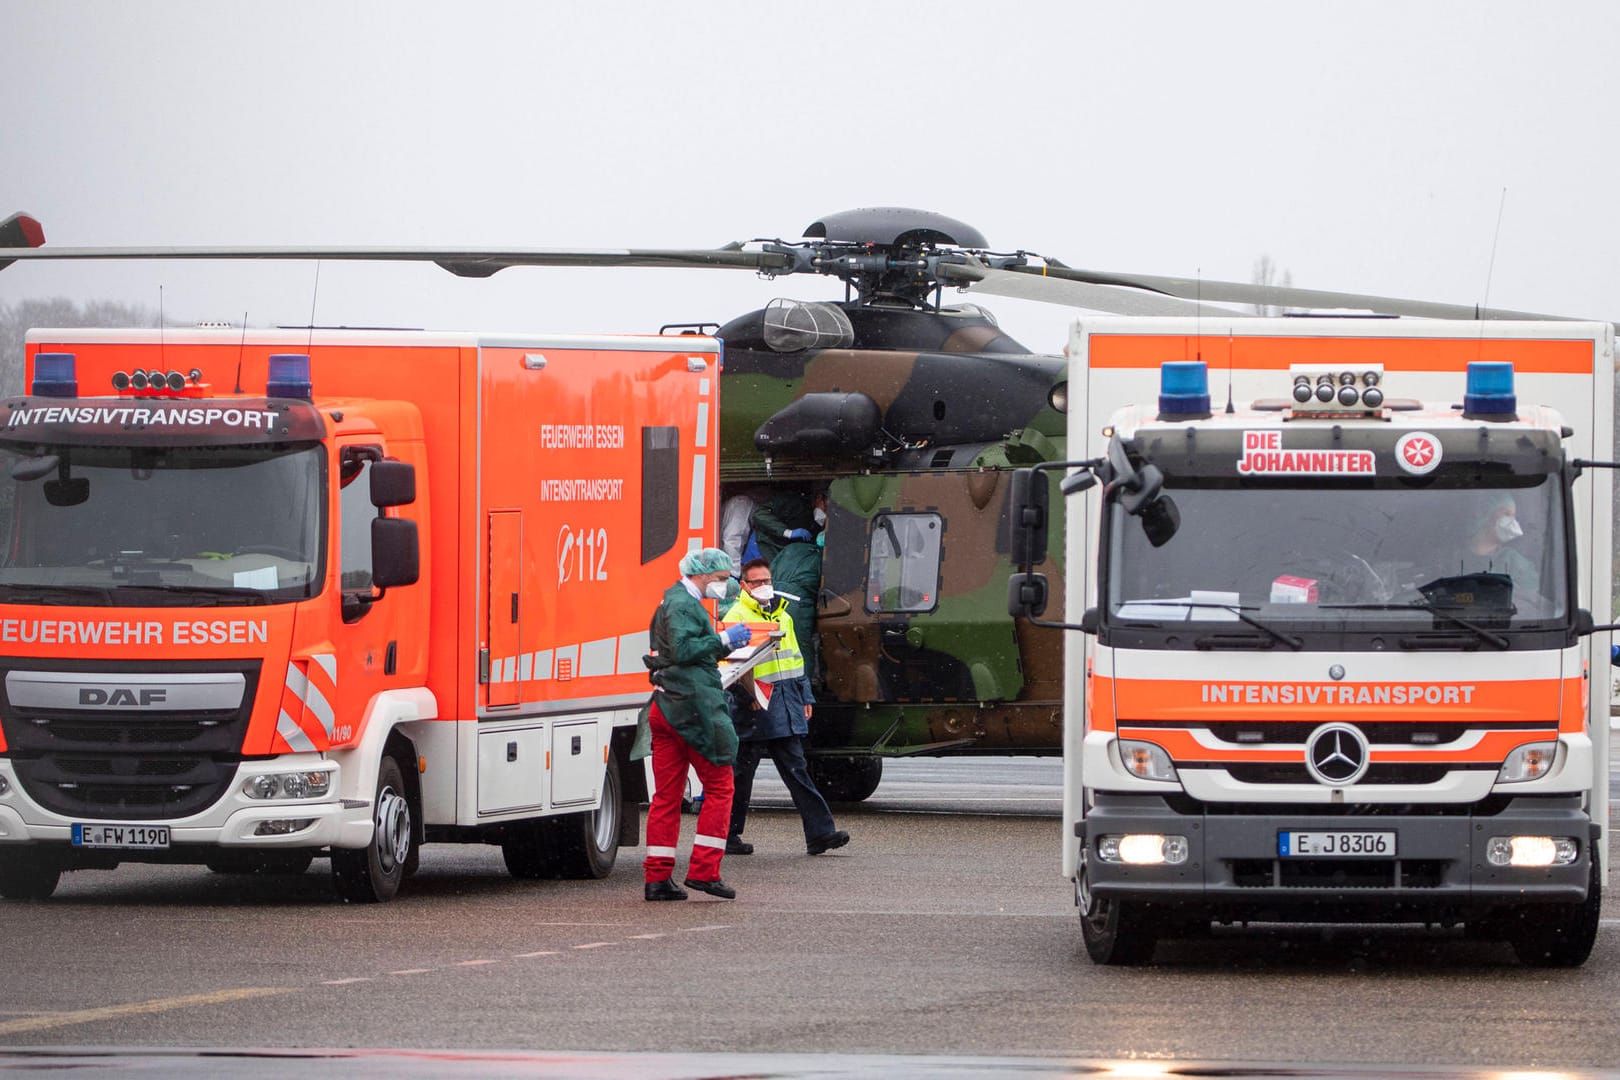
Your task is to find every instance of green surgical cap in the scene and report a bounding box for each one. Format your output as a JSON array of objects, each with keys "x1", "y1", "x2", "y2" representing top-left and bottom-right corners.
[{"x1": 680, "y1": 547, "x2": 732, "y2": 576}]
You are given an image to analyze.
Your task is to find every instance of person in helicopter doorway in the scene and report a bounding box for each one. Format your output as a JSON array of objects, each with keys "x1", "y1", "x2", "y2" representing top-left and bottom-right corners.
[
  {"x1": 769, "y1": 488, "x2": 827, "y2": 684},
  {"x1": 723, "y1": 557, "x2": 850, "y2": 857},
  {"x1": 641, "y1": 547, "x2": 753, "y2": 901}
]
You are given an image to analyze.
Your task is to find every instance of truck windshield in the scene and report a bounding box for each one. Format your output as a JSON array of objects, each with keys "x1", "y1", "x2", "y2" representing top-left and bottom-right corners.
[
  {"x1": 0, "y1": 442, "x2": 324, "y2": 606},
  {"x1": 1106, "y1": 475, "x2": 1567, "y2": 630}
]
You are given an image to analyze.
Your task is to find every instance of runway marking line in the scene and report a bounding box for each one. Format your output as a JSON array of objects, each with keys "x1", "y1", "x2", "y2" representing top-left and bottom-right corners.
[
  {"x1": 455, "y1": 959, "x2": 499, "y2": 967},
  {"x1": 572, "y1": 942, "x2": 615, "y2": 949},
  {"x1": 321, "y1": 977, "x2": 372, "y2": 985},
  {"x1": 388, "y1": 969, "x2": 433, "y2": 975},
  {"x1": 0, "y1": 987, "x2": 292, "y2": 1037},
  {"x1": 678, "y1": 925, "x2": 732, "y2": 933},
  {"x1": 514, "y1": 950, "x2": 559, "y2": 958}
]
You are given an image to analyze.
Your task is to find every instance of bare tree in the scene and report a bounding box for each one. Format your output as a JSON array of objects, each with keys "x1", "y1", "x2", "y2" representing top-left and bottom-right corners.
[
  {"x1": 0, "y1": 298, "x2": 159, "y2": 394},
  {"x1": 1250, "y1": 255, "x2": 1294, "y2": 317}
]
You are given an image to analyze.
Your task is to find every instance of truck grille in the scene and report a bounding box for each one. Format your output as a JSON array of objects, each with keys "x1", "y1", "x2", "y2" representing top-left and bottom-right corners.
[{"x1": 0, "y1": 659, "x2": 260, "y2": 820}]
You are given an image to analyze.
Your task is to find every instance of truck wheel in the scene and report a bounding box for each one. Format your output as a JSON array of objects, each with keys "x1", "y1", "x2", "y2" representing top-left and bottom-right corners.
[
  {"x1": 501, "y1": 822, "x2": 551, "y2": 880},
  {"x1": 544, "y1": 751, "x2": 621, "y2": 880},
  {"x1": 331, "y1": 756, "x2": 415, "y2": 903},
  {"x1": 1505, "y1": 858, "x2": 1602, "y2": 967},
  {"x1": 808, "y1": 756, "x2": 883, "y2": 803},
  {"x1": 1077, "y1": 849, "x2": 1158, "y2": 965},
  {"x1": 0, "y1": 852, "x2": 61, "y2": 900}
]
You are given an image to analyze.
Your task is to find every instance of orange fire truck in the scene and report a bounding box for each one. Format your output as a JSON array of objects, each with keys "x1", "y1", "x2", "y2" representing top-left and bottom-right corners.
[{"x1": 0, "y1": 327, "x2": 720, "y2": 901}]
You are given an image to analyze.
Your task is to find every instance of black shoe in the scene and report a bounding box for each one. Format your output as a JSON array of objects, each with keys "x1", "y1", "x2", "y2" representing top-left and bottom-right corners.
[
  {"x1": 644, "y1": 879, "x2": 688, "y2": 901},
  {"x1": 807, "y1": 829, "x2": 850, "y2": 856},
  {"x1": 683, "y1": 877, "x2": 737, "y2": 899},
  {"x1": 725, "y1": 837, "x2": 754, "y2": 855}
]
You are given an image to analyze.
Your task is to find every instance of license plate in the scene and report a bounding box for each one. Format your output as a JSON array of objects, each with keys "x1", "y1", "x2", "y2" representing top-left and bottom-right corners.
[
  {"x1": 1278, "y1": 830, "x2": 1395, "y2": 857},
  {"x1": 72, "y1": 823, "x2": 171, "y2": 849}
]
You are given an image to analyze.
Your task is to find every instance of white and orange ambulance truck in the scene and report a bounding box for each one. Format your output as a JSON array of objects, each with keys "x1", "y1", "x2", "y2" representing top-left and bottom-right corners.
[
  {"x1": 0, "y1": 327, "x2": 721, "y2": 901},
  {"x1": 1008, "y1": 317, "x2": 1613, "y2": 965}
]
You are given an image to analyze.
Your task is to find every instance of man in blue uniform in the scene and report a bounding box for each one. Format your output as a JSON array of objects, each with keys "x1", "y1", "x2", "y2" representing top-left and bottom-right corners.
[{"x1": 723, "y1": 558, "x2": 849, "y2": 856}]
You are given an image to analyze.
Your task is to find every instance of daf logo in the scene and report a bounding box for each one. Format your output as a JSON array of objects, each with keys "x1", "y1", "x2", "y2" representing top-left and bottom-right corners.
[
  {"x1": 78, "y1": 687, "x2": 168, "y2": 707},
  {"x1": 1304, "y1": 722, "x2": 1369, "y2": 786}
]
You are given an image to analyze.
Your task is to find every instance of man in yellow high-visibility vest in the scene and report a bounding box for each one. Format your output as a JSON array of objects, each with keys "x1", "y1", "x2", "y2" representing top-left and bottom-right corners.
[{"x1": 723, "y1": 558, "x2": 849, "y2": 856}]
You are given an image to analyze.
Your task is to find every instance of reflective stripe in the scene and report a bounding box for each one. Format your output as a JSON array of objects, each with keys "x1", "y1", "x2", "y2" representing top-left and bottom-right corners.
[
  {"x1": 646, "y1": 845, "x2": 678, "y2": 858},
  {"x1": 276, "y1": 710, "x2": 316, "y2": 752},
  {"x1": 694, "y1": 834, "x2": 727, "y2": 850}
]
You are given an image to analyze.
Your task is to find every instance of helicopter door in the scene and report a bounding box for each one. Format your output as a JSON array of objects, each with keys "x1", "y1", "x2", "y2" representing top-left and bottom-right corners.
[{"x1": 818, "y1": 473, "x2": 1024, "y2": 706}]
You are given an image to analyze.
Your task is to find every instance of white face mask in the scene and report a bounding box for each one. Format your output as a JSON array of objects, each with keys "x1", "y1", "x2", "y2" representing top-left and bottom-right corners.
[
  {"x1": 705, "y1": 580, "x2": 730, "y2": 600},
  {"x1": 813, "y1": 507, "x2": 827, "y2": 527},
  {"x1": 749, "y1": 585, "x2": 775, "y2": 603},
  {"x1": 1495, "y1": 515, "x2": 1524, "y2": 543}
]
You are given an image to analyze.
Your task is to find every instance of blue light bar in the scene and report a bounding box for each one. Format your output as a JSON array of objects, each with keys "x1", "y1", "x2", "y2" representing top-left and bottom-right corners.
[
  {"x1": 31, "y1": 353, "x2": 78, "y2": 399},
  {"x1": 1158, "y1": 361, "x2": 1211, "y2": 418},
  {"x1": 1463, "y1": 361, "x2": 1516, "y2": 420},
  {"x1": 266, "y1": 353, "x2": 313, "y2": 401}
]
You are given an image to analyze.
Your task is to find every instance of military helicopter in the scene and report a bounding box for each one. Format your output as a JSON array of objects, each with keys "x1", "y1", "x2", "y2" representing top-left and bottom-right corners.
[{"x1": 0, "y1": 207, "x2": 1588, "y2": 801}]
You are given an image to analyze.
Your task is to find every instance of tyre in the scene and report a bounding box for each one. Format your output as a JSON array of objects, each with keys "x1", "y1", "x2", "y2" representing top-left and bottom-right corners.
[
  {"x1": 331, "y1": 756, "x2": 415, "y2": 903},
  {"x1": 0, "y1": 851, "x2": 61, "y2": 900},
  {"x1": 500, "y1": 821, "x2": 551, "y2": 880},
  {"x1": 543, "y1": 751, "x2": 621, "y2": 880},
  {"x1": 206, "y1": 851, "x2": 315, "y2": 875},
  {"x1": 1077, "y1": 847, "x2": 1158, "y2": 965},
  {"x1": 808, "y1": 755, "x2": 883, "y2": 803},
  {"x1": 1505, "y1": 857, "x2": 1602, "y2": 967}
]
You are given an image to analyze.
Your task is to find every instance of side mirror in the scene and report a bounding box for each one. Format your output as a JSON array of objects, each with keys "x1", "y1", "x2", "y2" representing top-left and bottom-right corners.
[
  {"x1": 370, "y1": 460, "x2": 417, "y2": 508},
  {"x1": 1007, "y1": 572, "x2": 1049, "y2": 618},
  {"x1": 1118, "y1": 463, "x2": 1165, "y2": 515},
  {"x1": 371, "y1": 517, "x2": 420, "y2": 588},
  {"x1": 1008, "y1": 468, "x2": 1049, "y2": 567}
]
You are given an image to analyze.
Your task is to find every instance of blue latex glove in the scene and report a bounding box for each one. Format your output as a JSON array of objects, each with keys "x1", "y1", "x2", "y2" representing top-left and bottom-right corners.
[
  {"x1": 723, "y1": 624, "x2": 752, "y2": 650},
  {"x1": 785, "y1": 528, "x2": 812, "y2": 542},
  {"x1": 1611, "y1": 643, "x2": 1619, "y2": 666}
]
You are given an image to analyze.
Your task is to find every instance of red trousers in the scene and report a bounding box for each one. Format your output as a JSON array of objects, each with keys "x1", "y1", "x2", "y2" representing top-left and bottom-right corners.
[{"x1": 642, "y1": 702, "x2": 735, "y2": 883}]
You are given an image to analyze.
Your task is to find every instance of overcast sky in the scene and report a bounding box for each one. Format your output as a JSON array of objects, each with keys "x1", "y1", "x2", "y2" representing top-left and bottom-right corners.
[{"x1": 3, "y1": 1, "x2": 1618, "y2": 356}]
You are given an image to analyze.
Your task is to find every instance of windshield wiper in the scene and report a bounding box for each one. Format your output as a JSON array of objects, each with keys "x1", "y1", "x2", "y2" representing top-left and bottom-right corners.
[
  {"x1": 110, "y1": 583, "x2": 273, "y2": 607},
  {"x1": 1320, "y1": 602, "x2": 1511, "y2": 650},
  {"x1": 1185, "y1": 599, "x2": 1308, "y2": 650},
  {"x1": 0, "y1": 583, "x2": 117, "y2": 605}
]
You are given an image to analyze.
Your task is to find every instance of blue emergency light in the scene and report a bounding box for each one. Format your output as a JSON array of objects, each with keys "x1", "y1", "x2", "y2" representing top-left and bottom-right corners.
[
  {"x1": 1462, "y1": 361, "x2": 1517, "y2": 420},
  {"x1": 31, "y1": 353, "x2": 78, "y2": 398},
  {"x1": 266, "y1": 354, "x2": 313, "y2": 401},
  {"x1": 1158, "y1": 361, "x2": 1211, "y2": 418}
]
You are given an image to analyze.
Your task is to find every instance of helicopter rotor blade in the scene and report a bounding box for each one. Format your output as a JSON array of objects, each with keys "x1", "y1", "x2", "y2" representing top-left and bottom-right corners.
[
  {"x1": 977, "y1": 261, "x2": 1597, "y2": 325},
  {"x1": 939, "y1": 262, "x2": 1246, "y2": 317},
  {"x1": 0, "y1": 243, "x2": 792, "y2": 278}
]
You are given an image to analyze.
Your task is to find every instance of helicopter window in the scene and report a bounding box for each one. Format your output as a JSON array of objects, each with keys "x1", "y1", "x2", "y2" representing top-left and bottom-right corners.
[{"x1": 865, "y1": 512, "x2": 942, "y2": 613}]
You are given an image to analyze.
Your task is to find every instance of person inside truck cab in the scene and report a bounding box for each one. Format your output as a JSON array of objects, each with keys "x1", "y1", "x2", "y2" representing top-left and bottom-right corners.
[{"x1": 1447, "y1": 491, "x2": 1539, "y2": 597}]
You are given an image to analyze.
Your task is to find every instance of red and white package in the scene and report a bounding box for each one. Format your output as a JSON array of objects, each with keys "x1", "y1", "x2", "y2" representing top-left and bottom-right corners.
[{"x1": 1270, "y1": 575, "x2": 1319, "y2": 603}]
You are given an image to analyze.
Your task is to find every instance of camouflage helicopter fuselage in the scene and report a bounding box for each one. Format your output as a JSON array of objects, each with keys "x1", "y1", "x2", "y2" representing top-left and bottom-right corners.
[{"x1": 713, "y1": 300, "x2": 1071, "y2": 786}]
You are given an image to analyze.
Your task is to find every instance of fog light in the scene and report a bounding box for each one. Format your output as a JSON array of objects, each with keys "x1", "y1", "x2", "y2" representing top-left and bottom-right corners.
[
  {"x1": 0, "y1": 774, "x2": 9, "y2": 795},
  {"x1": 1498, "y1": 741, "x2": 1557, "y2": 783},
  {"x1": 1486, "y1": 835, "x2": 1578, "y2": 867},
  {"x1": 254, "y1": 818, "x2": 316, "y2": 836},
  {"x1": 1117, "y1": 739, "x2": 1177, "y2": 781},
  {"x1": 1097, "y1": 833, "x2": 1189, "y2": 865}
]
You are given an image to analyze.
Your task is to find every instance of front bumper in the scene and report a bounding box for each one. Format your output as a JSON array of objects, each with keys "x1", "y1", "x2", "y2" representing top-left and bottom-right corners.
[
  {"x1": 1082, "y1": 792, "x2": 1594, "y2": 918},
  {"x1": 0, "y1": 757, "x2": 375, "y2": 859}
]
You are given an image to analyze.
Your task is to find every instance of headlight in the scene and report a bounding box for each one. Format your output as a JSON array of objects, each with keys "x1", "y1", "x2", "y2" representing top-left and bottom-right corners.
[
  {"x1": 1097, "y1": 833, "x2": 1189, "y2": 865},
  {"x1": 1497, "y1": 741, "x2": 1557, "y2": 783},
  {"x1": 1116, "y1": 739, "x2": 1177, "y2": 781},
  {"x1": 1485, "y1": 835, "x2": 1579, "y2": 867},
  {"x1": 242, "y1": 771, "x2": 332, "y2": 800},
  {"x1": 1048, "y1": 381, "x2": 1069, "y2": 413}
]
